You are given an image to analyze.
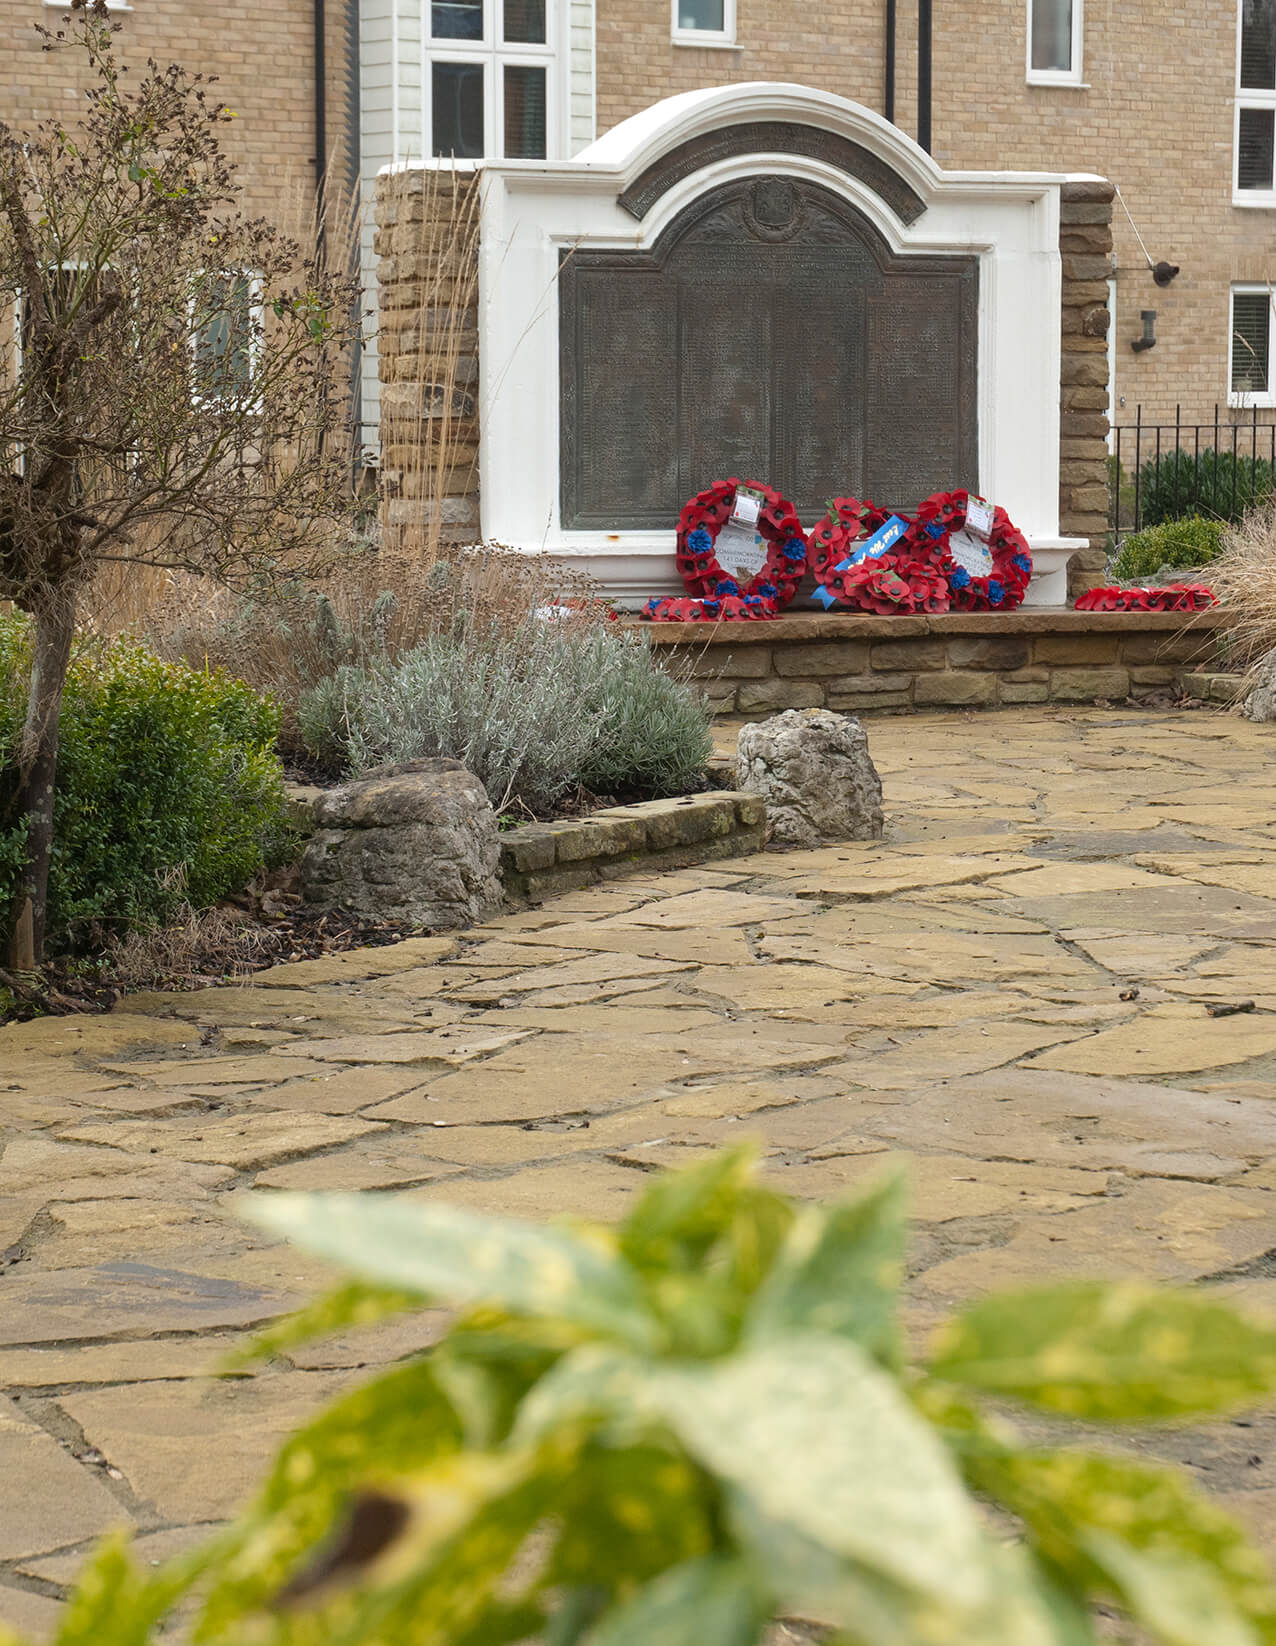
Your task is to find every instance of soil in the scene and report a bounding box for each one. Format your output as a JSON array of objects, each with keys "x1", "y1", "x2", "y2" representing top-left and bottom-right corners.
[{"x1": 0, "y1": 895, "x2": 426, "y2": 1024}]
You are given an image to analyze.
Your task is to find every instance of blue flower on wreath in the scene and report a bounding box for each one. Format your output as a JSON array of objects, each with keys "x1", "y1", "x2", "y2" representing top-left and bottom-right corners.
[
  {"x1": 783, "y1": 537, "x2": 806, "y2": 561},
  {"x1": 1011, "y1": 553, "x2": 1031, "y2": 577},
  {"x1": 715, "y1": 579, "x2": 739, "y2": 596},
  {"x1": 756, "y1": 581, "x2": 778, "y2": 600},
  {"x1": 987, "y1": 580, "x2": 1005, "y2": 606},
  {"x1": 743, "y1": 594, "x2": 763, "y2": 606},
  {"x1": 926, "y1": 522, "x2": 946, "y2": 540},
  {"x1": 645, "y1": 597, "x2": 661, "y2": 615},
  {"x1": 701, "y1": 598, "x2": 721, "y2": 613},
  {"x1": 950, "y1": 567, "x2": 972, "y2": 590},
  {"x1": 687, "y1": 527, "x2": 713, "y2": 556}
]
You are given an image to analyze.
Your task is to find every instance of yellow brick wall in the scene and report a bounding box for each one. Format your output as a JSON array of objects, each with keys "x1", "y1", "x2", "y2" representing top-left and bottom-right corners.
[
  {"x1": 0, "y1": 0, "x2": 357, "y2": 249},
  {"x1": 597, "y1": 0, "x2": 1276, "y2": 432}
]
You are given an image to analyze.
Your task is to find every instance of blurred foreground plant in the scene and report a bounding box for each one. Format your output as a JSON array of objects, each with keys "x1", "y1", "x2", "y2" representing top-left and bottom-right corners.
[{"x1": 16, "y1": 1148, "x2": 1276, "y2": 1646}]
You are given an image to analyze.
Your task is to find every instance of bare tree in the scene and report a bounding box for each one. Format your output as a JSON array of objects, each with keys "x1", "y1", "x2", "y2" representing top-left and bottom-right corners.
[{"x1": 0, "y1": 0, "x2": 361, "y2": 968}]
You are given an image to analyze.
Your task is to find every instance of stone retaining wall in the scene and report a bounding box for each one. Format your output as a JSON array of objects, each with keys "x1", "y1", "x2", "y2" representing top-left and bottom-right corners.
[
  {"x1": 642, "y1": 610, "x2": 1231, "y2": 714},
  {"x1": 501, "y1": 792, "x2": 766, "y2": 902}
]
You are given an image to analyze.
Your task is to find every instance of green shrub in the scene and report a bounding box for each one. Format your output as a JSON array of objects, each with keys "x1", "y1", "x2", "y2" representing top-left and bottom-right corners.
[
  {"x1": 29, "y1": 1148, "x2": 1276, "y2": 1646},
  {"x1": 1110, "y1": 515, "x2": 1226, "y2": 581},
  {"x1": 299, "y1": 619, "x2": 712, "y2": 813},
  {"x1": 0, "y1": 614, "x2": 289, "y2": 946},
  {"x1": 1138, "y1": 447, "x2": 1275, "y2": 527}
]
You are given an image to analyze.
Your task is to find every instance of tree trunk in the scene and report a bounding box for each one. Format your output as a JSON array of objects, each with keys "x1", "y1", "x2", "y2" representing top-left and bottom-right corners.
[{"x1": 6, "y1": 596, "x2": 76, "y2": 970}]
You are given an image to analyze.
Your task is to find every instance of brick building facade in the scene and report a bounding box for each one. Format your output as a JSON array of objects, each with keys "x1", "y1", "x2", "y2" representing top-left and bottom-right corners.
[
  {"x1": 7, "y1": 1, "x2": 1274, "y2": 488},
  {"x1": 0, "y1": 0, "x2": 357, "y2": 258}
]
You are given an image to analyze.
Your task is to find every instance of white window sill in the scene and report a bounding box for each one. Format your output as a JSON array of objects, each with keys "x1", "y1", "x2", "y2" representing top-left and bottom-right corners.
[
  {"x1": 1233, "y1": 192, "x2": 1276, "y2": 208},
  {"x1": 1229, "y1": 392, "x2": 1276, "y2": 408},
  {"x1": 671, "y1": 32, "x2": 742, "y2": 48},
  {"x1": 1026, "y1": 72, "x2": 1088, "y2": 87}
]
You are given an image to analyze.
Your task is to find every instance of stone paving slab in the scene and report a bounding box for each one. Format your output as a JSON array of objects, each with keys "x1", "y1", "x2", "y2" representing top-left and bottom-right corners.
[{"x1": 3, "y1": 706, "x2": 1276, "y2": 1630}]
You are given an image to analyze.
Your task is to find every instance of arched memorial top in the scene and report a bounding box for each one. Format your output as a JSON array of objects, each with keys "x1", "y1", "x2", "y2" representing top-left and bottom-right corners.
[{"x1": 575, "y1": 84, "x2": 937, "y2": 226}]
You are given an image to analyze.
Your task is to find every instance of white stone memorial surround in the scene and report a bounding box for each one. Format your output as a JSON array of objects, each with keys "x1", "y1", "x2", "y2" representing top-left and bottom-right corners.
[{"x1": 392, "y1": 83, "x2": 1095, "y2": 606}]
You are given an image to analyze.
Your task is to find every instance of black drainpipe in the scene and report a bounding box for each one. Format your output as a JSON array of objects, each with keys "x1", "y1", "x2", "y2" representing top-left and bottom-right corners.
[
  {"x1": 917, "y1": 0, "x2": 932, "y2": 153},
  {"x1": 314, "y1": 0, "x2": 328, "y2": 265},
  {"x1": 884, "y1": 0, "x2": 896, "y2": 124}
]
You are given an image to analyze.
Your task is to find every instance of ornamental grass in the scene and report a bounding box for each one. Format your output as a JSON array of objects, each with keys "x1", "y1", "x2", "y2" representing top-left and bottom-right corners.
[{"x1": 1211, "y1": 500, "x2": 1276, "y2": 668}]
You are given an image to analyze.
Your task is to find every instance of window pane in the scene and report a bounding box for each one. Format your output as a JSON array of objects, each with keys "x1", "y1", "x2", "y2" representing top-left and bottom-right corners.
[
  {"x1": 504, "y1": 0, "x2": 545, "y2": 43},
  {"x1": 677, "y1": 0, "x2": 725, "y2": 29},
  {"x1": 432, "y1": 0, "x2": 482, "y2": 40},
  {"x1": 1242, "y1": 0, "x2": 1276, "y2": 89},
  {"x1": 1239, "y1": 106, "x2": 1276, "y2": 188},
  {"x1": 196, "y1": 275, "x2": 254, "y2": 400},
  {"x1": 1030, "y1": 0, "x2": 1072, "y2": 71},
  {"x1": 503, "y1": 65, "x2": 546, "y2": 158},
  {"x1": 1233, "y1": 293, "x2": 1271, "y2": 394},
  {"x1": 433, "y1": 61, "x2": 485, "y2": 157}
]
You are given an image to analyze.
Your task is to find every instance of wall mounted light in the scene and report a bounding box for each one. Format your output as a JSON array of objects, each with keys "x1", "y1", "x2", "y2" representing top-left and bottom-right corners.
[
  {"x1": 1152, "y1": 260, "x2": 1180, "y2": 287},
  {"x1": 1131, "y1": 310, "x2": 1157, "y2": 353}
]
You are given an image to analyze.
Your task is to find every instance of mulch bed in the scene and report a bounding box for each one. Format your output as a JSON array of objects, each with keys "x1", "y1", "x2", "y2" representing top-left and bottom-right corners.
[{"x1": 0, "y1": 905, "x2": 426, "y2": 1025}]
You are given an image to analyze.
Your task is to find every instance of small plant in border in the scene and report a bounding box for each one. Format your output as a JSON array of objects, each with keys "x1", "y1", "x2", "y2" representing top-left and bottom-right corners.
[{"x1": 17, "y1": 1147, "x2": 1276, "y2": 1646}]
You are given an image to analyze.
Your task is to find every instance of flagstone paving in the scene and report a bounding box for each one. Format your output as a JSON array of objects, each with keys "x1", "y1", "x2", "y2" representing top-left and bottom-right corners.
[{"x1": 3, "y1": 705, "x2": 1276, "y2": 1630}]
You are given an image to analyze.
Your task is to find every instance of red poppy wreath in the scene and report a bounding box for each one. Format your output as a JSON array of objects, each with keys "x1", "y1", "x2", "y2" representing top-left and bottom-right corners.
[
  {"x1": 807, "y1": 497, "x2": 950, "y2": 615},
  {"x1": 1074, "y1": 584, "x2": 1218, "y2": 612},
  {"x1": 672, "y1": 478, "x2": 808, "y2": 611},
  {"x1": 641, "y1": 593, "x2": 785, "y2": 623},
  {"x1": 912, "y1": 489, "x2": 1033, "y2": 611}
]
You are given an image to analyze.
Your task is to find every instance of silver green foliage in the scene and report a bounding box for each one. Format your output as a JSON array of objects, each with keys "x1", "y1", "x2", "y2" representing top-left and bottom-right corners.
[
  {"x1": 19, "y1": 1147, "x2": 1276, "y2": 1646},
  {"x1": 297, "y1": 619, "x2": 713, "y2": 814}
]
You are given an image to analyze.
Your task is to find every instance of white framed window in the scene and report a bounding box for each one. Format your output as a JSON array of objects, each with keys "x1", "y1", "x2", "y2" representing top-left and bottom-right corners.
[
  {"x1": 1027, "y1": 0, "x2": 1082, "y2": 84},
  {"x1": 190, "y1": 271, "x2": 264, "y2": 407},
  {"x1": 428, "y1": 0, "x2": 554, "y2": 159},
  {"x1": 1236, "y1": 0, "x2": 1276, "y2": 202},
  {"x1": 672, "y1": 0, "x2": 737, "y2": 48},
  {"x1": 1230, "y1": 283, "x2": 1276, "y2": 404}
]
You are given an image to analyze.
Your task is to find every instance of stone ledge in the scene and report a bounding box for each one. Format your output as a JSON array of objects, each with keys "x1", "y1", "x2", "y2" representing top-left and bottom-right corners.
[
  {"x1": 500, "y1": 792, "x2": 766, "y2": 903},
  {"x1": 635, "y1": 609, "x2": 1230, "y2": 647}
]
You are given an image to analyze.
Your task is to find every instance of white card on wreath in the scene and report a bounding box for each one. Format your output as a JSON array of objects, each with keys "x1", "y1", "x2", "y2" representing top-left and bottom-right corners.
[
  {"x1": 948, "y1": 528, "x2": 994, "y2": 578},
  {"x1": 717, "y1": 521, "x2": 768, "y2": 582}
]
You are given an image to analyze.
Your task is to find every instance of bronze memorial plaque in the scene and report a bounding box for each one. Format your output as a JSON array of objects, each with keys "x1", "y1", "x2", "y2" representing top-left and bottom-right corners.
[{"x1": 559, "y1": 176, "x2": 978, "y2": 530}]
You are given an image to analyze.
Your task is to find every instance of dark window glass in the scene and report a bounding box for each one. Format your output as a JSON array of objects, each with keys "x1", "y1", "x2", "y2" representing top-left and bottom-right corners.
[
  {"x1": 676, "y1": 0, "x2": 725, "y2": 28},
  {"x1": 504, "y1": 0, "x2": 546, "y2": 43},
  {"x1": 1239, "y1": 106, "x2": 1276, "y2": 188},
  {"x1": 1030, "y1": 0, "x2": 1073, "y2": 70},
  {"x1": 503, "y1": 65, "x2": 546, "y2": 157},
  {"x1": 433, "y1": 61, "x2": 485, "y2": 157},
  {"x1": 1233, "y1": 292, "x2": 1271, "y2": 394},
  {"x1": 1242, "y1": 0, "x2": 1276, "y2": 90},
  {"x1": 432, "y1": 0, "x2": 483, "y2": 40},
  {"x1": 195, "y1": 273, "x2": 255, "y2": 400}
]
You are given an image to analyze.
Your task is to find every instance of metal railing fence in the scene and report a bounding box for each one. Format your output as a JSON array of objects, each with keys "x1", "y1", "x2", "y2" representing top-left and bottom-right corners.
[{"x1": 1109, "y1": 405, "x2": 1276, "y2": 542}]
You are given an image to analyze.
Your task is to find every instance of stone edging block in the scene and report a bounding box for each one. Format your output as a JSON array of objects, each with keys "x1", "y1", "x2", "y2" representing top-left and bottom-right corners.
[{"x1": 500, "y1": 792, "x2": 766, "y2": 902}]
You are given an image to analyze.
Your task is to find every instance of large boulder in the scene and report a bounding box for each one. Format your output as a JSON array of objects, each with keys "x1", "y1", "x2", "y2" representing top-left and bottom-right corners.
[
  {"x1": 1243, "y1": 650, "x2": 1276, "y2": 723},
  {"x1": 736, "y1": 709, "x2": 884, "y2": 847},
  {"x1": 301, "y1": 759, "x2": 502, "y2": 928}
]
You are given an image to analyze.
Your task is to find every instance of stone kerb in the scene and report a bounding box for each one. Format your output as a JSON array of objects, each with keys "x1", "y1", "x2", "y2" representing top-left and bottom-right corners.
[
  {"x1": 1059, "y1": 179, "x2": 1115, "y2": 599},
  {"x1": 374, "y1": 167, "x2": 481, "y2": 556}
]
